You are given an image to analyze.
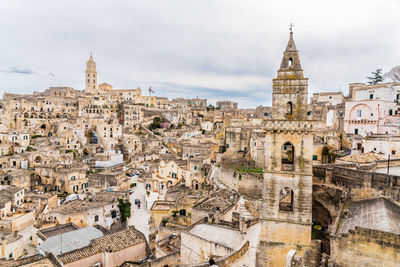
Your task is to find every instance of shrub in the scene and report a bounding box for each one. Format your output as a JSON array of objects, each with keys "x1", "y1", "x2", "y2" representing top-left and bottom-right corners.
[
  {"x1": 161, "y1": 218, "x2": 168, "y2": 226},
  {"x1": 171, "y1": 210, "x2": 179, "y2": 217},
  {"x1": 130, "y1": 183, "x2": 136, "y2": 188}
]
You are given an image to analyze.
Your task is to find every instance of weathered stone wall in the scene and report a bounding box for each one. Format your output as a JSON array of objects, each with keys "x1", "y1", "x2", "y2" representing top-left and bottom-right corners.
[
  {"x1": 180, "y1": 231, "x2": 234, "y2": 264},
  {"x1": 330, "y1": 227, "x2": 400, "y2": 267},
  {"x1": 218, "y1": 165, "x2": 263, "y2": 198},
  {"x1": 314, "y1": 165, "x2": 400, "y2": 203},
  {"x1": 261, "y1": 173, "x2": 313, "y2": 223},
  {"x1": 139, "y1": 251, "x2": 179, "y2": 267},
  {"x1": 178, "y1": 241, "x2": 249, "y2": 267},
  {"x1": 256, "y1": 222, "x2": 320, "y2": 267}
]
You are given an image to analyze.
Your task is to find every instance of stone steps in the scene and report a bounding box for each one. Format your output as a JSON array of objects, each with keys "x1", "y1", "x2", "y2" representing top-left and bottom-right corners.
[{"x1": 238, "y1": 198, "x2": 257, "y2": 220}]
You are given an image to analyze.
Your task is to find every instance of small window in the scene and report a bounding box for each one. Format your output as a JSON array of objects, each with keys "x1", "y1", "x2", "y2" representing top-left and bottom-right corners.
[
  {"x1": 287, "y1": 102, "x2": 293, "y2": 115},
  {"x1": 357, "y1": 110, "x2": 362, "y2": 117},
  {"x1": 313, "y1": 155, "x2": 318, "y2": 160},
  {"x1": 354, "y1": 129, "x2": 359, "y2": 135},
  {"x1": 369, "y1": 94, "x2": 374, "y2": 99},
  {"x1": 279, "y1": 187, "x2": 293, "y2": 212},
  {"x1": 95, "y1": 215, "x2": 99, "y2": 222},
  {"x1": 392, "y1": 150, "x2": 396, "y2": 155},
  {"x1": 389, "y1": 109, "x2": 393, "y2": 116},
  {"x1": 288, "y1": 58, "x2": 293, "y2": 66}
]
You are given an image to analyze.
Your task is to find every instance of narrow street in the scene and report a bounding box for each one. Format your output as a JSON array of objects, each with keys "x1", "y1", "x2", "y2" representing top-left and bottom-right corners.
[{"x1": 127, "y1": 179, "x2": 151, "y2": 241}]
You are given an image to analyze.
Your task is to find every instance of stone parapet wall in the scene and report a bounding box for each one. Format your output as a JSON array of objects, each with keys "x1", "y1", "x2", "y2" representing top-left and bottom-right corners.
[
  {"x1": 263, "y1": 119, "x2": 323, "y2": 132},
  {"x1": 178, "y1": 241, "x2": 249, "y2": 267},
  {"x1": 313, "y1": 164, "x2": 400, "y2": 203},
  {"x1": 330, "y1": 227, "x2": 400, "y2": 267},
  {"x1": 133, "y1": 251, "x2": 179, "y2": 267},
  {"x1": 314, "y1": 164, "x2": 400, "y2": 189},
  {"x1": 219, "y1": 165, "x2": 263, "y2": 198}
]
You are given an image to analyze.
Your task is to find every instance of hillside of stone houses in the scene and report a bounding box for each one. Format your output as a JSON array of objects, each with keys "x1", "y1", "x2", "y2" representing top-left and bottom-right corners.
[{"x1": 1, "y1": 27, "x2": 400, "y2": 267}]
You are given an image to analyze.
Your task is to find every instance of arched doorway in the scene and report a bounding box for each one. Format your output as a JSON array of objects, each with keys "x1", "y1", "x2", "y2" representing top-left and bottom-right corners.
[{"x1": 312, "y1": 199, "x2": 332, "y2": 255}]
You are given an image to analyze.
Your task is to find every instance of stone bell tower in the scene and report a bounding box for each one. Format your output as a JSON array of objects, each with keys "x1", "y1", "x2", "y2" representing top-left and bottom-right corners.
[
  {"x1": 85, "y1": 53, "x2": 98, "y2": 94},
  {"x1": 256, "y1": 28, "x2": 320, "y2": 266},
  {"x1": 272, "y1": 29, "x2": 308, "y2": 121}
]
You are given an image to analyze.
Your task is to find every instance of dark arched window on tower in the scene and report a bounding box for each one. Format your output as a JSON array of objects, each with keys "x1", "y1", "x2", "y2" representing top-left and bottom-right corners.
[
  {"x1": 288, "y1": 57, "x2": 293, "y2": 66},
  {"x1": 281, "y1": 142, "x2": 294, "y2": 172},
  {"x1": 287, "y1": 102, "x2": 293, "y2": 115},
  {"x1": 279, "y1": 187, "x2": 294, "y2": 212}
]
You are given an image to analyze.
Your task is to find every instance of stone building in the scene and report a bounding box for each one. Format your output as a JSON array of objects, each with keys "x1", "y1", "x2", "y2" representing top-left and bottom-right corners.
[
  {"x1": 84, "y1": 54, "x2": 98, "y2": 94},
  {"x1": 43, "y1": 198, "x2": 119, "y2": 229},
  {"x1": 216, "y1": 100, "x2": 238, "y2": 111},
  {"x1": 256, "y1": 30, "x2": 322, "y2": 266}
]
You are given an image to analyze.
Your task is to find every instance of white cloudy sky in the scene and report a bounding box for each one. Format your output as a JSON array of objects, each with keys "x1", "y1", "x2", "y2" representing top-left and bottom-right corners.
[{"x1": 0, "y1": 0, "x2": 399, "y2": 108}]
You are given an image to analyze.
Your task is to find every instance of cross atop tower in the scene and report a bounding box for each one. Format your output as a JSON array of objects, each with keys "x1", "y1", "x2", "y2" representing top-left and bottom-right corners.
[{"x1": 289, "y1": 23, "x2": 294, "y2": 34}]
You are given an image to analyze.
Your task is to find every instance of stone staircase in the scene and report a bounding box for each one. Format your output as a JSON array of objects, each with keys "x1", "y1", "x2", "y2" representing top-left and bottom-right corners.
[{"x1": 238, "y1": 197, "x2": 257, "y2": 220}]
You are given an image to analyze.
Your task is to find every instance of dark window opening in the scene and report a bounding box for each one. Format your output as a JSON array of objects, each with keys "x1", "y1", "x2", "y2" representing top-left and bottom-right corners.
[
  {"x1": 279, "y1": 187, "x2": 294, "y2": 212},
  {"x1": 287, "y1": 102, "x2": 293, "y2": 115},
  {"x1": 282, "y1": 142, "x2": 294, "y2": 165}
]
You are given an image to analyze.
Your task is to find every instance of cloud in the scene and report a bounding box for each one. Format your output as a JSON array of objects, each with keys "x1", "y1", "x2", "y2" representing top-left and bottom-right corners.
[
  {"x1": 0, "y1": 0, "x2": 399, "y2": 107},
  {"x1": 0, "y1": 67, "x2": 35, "y2": 75}
]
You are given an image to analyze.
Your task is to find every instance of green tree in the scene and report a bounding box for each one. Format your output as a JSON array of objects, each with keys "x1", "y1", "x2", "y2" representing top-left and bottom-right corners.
[
  {"x1": 367, "y1": 69, "x2": 383, "y2": 85},
  {"x1": 117, "y1": 199, "x2": 131, "y2": 223},
  {"x1": 149, "y1": 117, "x2": 161, "y2": 130}
]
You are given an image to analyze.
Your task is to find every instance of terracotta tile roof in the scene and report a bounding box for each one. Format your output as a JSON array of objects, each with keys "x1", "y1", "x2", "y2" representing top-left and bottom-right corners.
[
  {"x1": 193, "y1": 197, "x2": 232, "y2": 212},
  {"x1": 339, "y1": 152, "x2": 385, "y2": 163},
  {"x1": 59, "y1": 227, "x2": 145, "y2": 264}
]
